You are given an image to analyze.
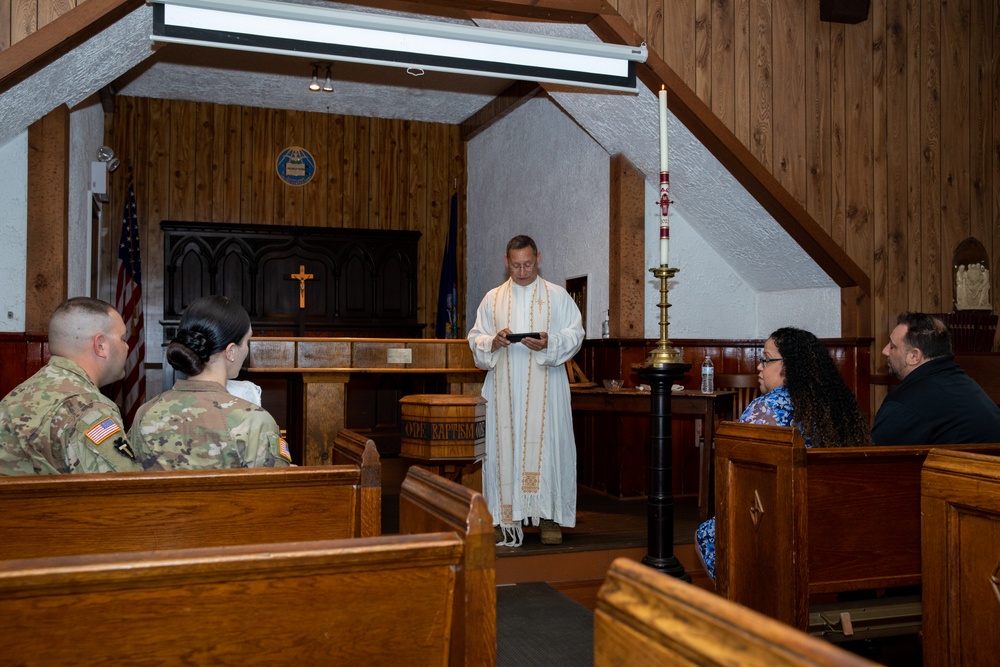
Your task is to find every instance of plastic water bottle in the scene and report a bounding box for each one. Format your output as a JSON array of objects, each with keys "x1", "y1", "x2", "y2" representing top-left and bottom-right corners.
[
  {"x1": 601, "y1": 311, "x2": 610, "y2": 339},
  {"x1": 701, "y1": 356, "x2": 714, "y2": 394}
]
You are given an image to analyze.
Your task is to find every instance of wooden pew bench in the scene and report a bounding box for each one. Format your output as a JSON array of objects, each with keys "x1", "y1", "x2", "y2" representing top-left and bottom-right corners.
[
  {"x1": 0, "y1": 466, "x2": 495, "y2": 666},
  {"x1": 921, "y1": 448, "x2": 1000, "y2": 667},
  {"x1": 594, "y1": 557, "x2": 878, "y2": 666},
  {"x1": 0, "y1": 428, "x2": 381, "y2": 560},
  {"x1": 713, "y1": 421, "x2": 1000, "y2": 633}
]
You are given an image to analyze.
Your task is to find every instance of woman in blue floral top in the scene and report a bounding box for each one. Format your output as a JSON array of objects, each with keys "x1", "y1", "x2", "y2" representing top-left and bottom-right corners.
[{"x1": 695, "y1": 327, "x2": 871, "y2": 581}]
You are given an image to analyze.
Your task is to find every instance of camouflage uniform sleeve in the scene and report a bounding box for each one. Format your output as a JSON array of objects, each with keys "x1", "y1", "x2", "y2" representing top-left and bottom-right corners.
[
  {"x1": 127, "y1": 402, "x2": 164, "y2": 471},
  {"x1": 246, "y1": 411, "x2": 291, "y2": 468},
  {"x1": 65, "y1": 400, "x2": 144, "y2": 474}
]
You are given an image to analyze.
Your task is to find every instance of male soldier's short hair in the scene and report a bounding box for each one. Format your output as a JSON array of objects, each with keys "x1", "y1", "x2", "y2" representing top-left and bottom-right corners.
[
  {"x1": 506, "y1": 235, "x2": 538, "y2": 256},
  {"x1": 896, "y1": 311, "x2": 952, "y2": 360},
  {"x1": 48, "y1": 298, "x2": 116, "y2": 357}
]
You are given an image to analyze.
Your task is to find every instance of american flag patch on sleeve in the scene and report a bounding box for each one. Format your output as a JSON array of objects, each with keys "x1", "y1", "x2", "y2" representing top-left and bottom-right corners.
[
  {"x1": 86, "y1": 418, "x2": 121, "y2": 445},
  {"x1": 279, "y1": 437, "x2": 292, "y2": 462}
]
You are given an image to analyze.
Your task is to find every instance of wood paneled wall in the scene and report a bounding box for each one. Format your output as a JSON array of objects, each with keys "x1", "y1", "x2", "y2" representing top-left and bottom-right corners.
[
  {"x1": 4, "y1": 0, "x2": 997, "y2": 412},
  {"x1": 0, "y1": 0, "x2": 81, "y2": 49},
  {"x1": 612, "y1": 0, "x2": 998, "y2": 412},
  {"x1": 104, "y1": 96, "x2": 466, "y2": 356}
]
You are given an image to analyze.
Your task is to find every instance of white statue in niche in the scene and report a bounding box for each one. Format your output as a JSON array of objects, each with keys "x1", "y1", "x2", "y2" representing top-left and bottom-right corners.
[{"x1": 955, "y1": 263, "x2": 991, "y2": 311}]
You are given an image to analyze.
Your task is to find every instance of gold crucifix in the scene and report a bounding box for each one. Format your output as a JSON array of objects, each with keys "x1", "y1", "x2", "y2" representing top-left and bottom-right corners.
[{"x1": 289, "y1": 264, "x2": 314, "y2": 309}]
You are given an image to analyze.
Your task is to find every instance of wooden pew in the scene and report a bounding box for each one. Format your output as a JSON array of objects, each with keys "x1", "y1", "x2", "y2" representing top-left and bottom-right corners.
[
  {"x1": 400, "y1": 466, "x2": 497, "y2": 667},
  {"x1": 0, "y1": 428, "x2": 381, "y2": 560},
  {"x1": 713, "y1": 421, "x2": 1000, "y2": 631},
  {"x1": 921, "y1": 448, "x2": 1000, "y2": 667},
  {"x1": 330, "y1": 427, "x2": 382, "y2": 537},
  {"x1": 594, "y1": 557, "x2": 878, "y2": 667},
  {"x1": 0, "y1": 466, "x2": 494, "y2": 666}
]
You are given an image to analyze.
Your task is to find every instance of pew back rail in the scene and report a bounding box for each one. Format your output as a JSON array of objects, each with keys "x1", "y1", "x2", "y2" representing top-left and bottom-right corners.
[
  {"x1": 594, "y1": 557, "x2": 879, "y2": 667},
  {"x1": 0, "y1": 466, "x2": 494, "y2": 666},
  {"x1": 0, "y1": 429, "x2": 381, "y2": 560}
]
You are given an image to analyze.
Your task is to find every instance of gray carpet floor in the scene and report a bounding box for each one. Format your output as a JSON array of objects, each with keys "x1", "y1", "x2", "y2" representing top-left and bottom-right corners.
[{"x1": 496, "y1": 582, "x2": 594, "y2": 667}]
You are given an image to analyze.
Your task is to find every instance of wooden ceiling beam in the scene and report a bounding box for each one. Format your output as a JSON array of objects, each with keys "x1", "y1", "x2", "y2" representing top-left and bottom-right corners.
[
  {"x1": 0, "y1": 0, "x2": 144, "y2": 96},
  {"x1": 459, "y1": 80, "x2": 542, "y2": 141},
  {"x1": 588, "y1": 13, "x2": 871, "y2": 296},
  {"x1": 343, "y1": 0, "x2": 617, "y2": 23}
]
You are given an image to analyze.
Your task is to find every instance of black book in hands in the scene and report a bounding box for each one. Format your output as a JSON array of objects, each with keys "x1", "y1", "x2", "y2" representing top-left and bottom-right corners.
[{"x1": 506, "y1": 332, "x2": 541, "y2": 343}]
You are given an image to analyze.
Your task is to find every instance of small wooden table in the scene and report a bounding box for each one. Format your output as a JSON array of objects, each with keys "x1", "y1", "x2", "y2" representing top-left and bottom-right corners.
[{"x1": 571, "y1": 388, "x2": 735, "y2": 519}]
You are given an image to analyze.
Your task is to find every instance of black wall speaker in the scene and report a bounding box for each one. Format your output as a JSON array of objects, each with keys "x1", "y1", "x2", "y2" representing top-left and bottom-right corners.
[{"x1": 820, "y1": 0, "x2": 871, "y2": 24}]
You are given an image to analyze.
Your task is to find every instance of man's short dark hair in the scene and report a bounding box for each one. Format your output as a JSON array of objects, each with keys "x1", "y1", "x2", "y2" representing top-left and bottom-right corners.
[
  {"x1": 897, "y1": 311, "x2": 952, "y2": 359},
  {"x1": 506, "y1": 235, "x2": 537, "y2": 256},
  {"x1": 52, "y1": 297, "x2": 114, "y2": 322}
]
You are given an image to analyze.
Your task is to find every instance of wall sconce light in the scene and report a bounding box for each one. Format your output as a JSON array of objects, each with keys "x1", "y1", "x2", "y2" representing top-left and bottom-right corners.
[
  {"x1": 96, "y1": 145, "x2": 120, "y2": 172},
  {"x1": 308, "y1": 63, "x2": 321, "y2": 91}
]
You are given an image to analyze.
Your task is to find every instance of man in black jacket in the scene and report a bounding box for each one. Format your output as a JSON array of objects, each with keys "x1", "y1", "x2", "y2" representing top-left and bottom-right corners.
[{"x1": 872, "y1": 312, "x2": 1000, "y2": 445}]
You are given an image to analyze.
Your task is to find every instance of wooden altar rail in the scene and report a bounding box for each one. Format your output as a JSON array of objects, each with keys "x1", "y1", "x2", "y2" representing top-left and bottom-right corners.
[
  {"x1": 577, "y1": 338, "x2": 873, "y2": 420},
  {"x1": 0, "y1": 467, "x2": 495, "y2": 667},
  {"x1": 247, "y1": 338, "x2": 484, "y2": 466}
]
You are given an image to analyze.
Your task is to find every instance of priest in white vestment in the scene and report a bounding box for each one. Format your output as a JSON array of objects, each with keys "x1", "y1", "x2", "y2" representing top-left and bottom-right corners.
[{"x1": 468, "y1": 236, "x2": 585, "y2": 547}]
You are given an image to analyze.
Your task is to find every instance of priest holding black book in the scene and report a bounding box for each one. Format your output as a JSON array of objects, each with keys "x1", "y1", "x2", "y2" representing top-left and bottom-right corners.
[{"x1": 468, "y1": 235, "x2": 585, "y2": 547}]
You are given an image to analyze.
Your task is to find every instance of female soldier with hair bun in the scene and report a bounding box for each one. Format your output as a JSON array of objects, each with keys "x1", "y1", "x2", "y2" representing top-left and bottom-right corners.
[{"x1": 130, "y1": 295, "x2": 291, "y2": 469}]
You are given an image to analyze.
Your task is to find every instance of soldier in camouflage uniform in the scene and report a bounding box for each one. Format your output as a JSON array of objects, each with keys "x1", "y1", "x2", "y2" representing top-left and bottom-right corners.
[
  {"x1": 130, "y1": 295, "x2": 291, "y2": 469},
  {"x1": 131, "y1": 380, "x2": 289, "y2": 469},
  {"x1": 0, "y1": 298, "x2": 145, "y2": 475}
]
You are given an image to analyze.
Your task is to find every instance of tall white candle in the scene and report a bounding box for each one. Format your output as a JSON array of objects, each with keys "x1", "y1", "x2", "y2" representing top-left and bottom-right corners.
[
  {"x1": 658, "y1": 85, "x2": 669, "y2": 266},
  {"x1": 659, "y1": 85, "x2": 668, "y2": 172}
]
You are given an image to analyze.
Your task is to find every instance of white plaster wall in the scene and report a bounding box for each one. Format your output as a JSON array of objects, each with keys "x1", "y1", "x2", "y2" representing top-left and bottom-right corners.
[
  {"x1": 0, "y1": 132, "x2": 28, "y2": 332},
  {"x1": 756, "y1": 288, "x2": 841, "y2": 338},
  {"x1": 69, "y1": 96, "x2": 105, "y2": 298},
  {"x1": 467, "y1": 97, "x2": 609, "y2": 338},
  {"x1": 645, "y1": 188, "x2": 756, "y2": 339},
  {"x1": 468, "y1": 96, "x2": 842, "y2": 344}
]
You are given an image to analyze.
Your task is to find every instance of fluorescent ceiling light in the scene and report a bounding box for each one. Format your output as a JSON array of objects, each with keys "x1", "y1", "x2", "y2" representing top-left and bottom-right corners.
[{"x1": 150, "y1": 0, "x2": 647, "y2": 92}]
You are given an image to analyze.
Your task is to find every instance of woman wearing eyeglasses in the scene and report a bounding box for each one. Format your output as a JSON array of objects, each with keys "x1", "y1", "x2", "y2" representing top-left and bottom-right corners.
[{"x1": 695, "y1": 327, "x2": 871, "y2": 581}]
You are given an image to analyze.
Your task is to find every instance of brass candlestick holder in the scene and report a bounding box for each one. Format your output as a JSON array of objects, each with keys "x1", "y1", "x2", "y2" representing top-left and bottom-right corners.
[{"x1": 644, "y1": 265, "x2": 683, "y2": 367}]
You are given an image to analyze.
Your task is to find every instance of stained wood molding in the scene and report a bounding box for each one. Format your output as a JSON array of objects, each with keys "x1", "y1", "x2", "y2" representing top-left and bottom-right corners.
[
  {"x1": 26, "y1": 105, "x2": 69, "y2": 332},
  {"x1": 608, "y1": 154, "x2": 645, "y2": 337}
]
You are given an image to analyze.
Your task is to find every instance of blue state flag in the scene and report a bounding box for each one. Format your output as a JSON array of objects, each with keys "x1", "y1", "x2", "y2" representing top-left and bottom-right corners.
[{"x1": 435, "y1": 193, "x2": 459, "y2": 338}]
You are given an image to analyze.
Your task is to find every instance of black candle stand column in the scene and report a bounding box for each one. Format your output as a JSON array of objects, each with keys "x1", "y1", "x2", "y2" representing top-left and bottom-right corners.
[
  {"x1": 636, "y1": 262, "x2": 690, "y2": 580},
  {"x1": 637, "y1": 363, "x2": 691, "y2": 580}
]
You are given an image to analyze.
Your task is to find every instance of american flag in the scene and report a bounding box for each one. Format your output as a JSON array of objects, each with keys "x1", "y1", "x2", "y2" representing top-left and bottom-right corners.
[
  {"x1": 85, "y1": 417, "x2": 122, "y2": 445},
  {"x1": 114, "y1": 171, "x2": 145, "y2": 427}
]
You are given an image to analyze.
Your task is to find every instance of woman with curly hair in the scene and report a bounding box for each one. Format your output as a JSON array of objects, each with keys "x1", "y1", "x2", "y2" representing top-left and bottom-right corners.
[
  {"x1": 695, "y1": 327, "x2": 871, "y2": 580},
  {"x1": 129, "y1": 295, "x2": 291, "y2": 470}
]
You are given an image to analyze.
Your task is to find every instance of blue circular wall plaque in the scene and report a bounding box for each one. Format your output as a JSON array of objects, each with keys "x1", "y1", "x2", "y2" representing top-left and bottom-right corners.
[{"x1": 276, "y1": 146, "x2": 316, "y2": 186}]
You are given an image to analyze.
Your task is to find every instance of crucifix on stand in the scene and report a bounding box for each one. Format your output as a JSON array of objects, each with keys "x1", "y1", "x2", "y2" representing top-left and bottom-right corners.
[{"x1": 287, "y1": 264, "x2": 314, "y2": 336}]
